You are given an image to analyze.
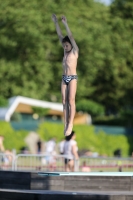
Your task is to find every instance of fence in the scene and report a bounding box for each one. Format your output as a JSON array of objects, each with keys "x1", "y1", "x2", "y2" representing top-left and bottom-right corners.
[
  {"x1": 1, "y1": 152, "x2": 133, "y2": 172},
  {"x1": 79, "y1": 156, "x2": 133, "y2": 172},
  {"x1": 13, "y1": 153, "x2": 66, "y2": 172}
]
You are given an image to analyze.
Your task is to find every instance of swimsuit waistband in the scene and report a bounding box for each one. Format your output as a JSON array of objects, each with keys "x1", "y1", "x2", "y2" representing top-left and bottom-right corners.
[{"x1": 62, "y1": 75, "x2": 78, "y2": 77}]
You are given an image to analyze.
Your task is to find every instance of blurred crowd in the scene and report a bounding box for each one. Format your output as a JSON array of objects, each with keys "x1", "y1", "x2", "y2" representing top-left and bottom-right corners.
[
  {"x1": 36, "y1": 131, "x2": 80, "y2": 172},
  {"x1": 1, "y1": 132, "x2": 132, "y2": 172},
  {"x1": 0, "y1": 132, "x2": 90, "y2": 172},
  {"x1": 34, "y1": 130, "x2": 92, "y2": 172}
]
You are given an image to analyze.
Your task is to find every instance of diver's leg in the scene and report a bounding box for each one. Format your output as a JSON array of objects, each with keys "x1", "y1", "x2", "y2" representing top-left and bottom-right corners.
[
  {"x1": 65, "y1": 79, "x2": 77, "y2": 136},
  {"x1": 61, "y1": 81, "x2": 69, "y2": 134}
]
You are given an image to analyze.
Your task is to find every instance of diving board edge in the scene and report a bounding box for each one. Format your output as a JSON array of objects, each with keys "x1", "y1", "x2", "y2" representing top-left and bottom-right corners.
[{"x1": 38, "y1": 172, "x2": 133, "y2": 177}]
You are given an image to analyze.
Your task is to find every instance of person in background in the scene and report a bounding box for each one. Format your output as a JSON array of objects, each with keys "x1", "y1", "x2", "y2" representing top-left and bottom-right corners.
[
  {"x1": 45, "y1": 138, "x2": 57, "y2": 171},
  {"x1": 82, "y1": 161, "x2": 91, "y2": 172},
  {"x1": 59, "y1": 138, "x2": 65, "y2": 155},
  {"x1": 36, "y1": 139, "x2": 42, "y2": 154},
  {"x1": 3, "y1": 149, "x2": 14, "y2": 169},
  {"x1": 45, "y1": 138, "x2": 56, "y2": 154},
  {"x1": 0, "y1": 135, "x2": 5, "y2": 152},
  {"x1": 0, "y1": 136, "x2": 14, "y2": 169},
  {"x1": 64, "y1": 131, "x2": 79, "y2": 172}
]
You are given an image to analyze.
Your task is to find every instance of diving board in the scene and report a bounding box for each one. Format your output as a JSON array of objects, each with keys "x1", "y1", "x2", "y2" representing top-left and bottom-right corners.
[
  {"x1": 1, "y1": 171, "x2": 133, "y2": 193},
  {"x1": 38, "y1": 171, "x2": 133, "y2": 177}
]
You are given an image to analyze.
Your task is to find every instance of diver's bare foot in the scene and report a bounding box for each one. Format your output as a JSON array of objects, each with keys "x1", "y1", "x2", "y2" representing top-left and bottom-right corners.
[{"x1": 65, "y1": 123, "x2": 73, "y2": 136}]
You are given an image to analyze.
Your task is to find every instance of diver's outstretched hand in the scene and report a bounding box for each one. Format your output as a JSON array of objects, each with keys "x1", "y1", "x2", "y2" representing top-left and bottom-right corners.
[
  {"x1": 61, "y1": 15, "x2": 67, "y2": 25},
  {"x1": 52, "y1": 14, "x2": 58, "y2": 23}
]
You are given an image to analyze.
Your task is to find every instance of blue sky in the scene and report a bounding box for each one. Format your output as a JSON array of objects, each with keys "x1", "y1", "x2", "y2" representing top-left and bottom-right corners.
[{"x1": 98, "y1": 0, "x2": 112, "y2": 5}]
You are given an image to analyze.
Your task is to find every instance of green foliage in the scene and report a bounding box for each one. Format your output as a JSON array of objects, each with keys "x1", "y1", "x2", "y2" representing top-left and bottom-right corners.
[
  {"x1": 37, "y1": 122, "x2": 131, "y2": 156},
  {"x1": 10, "y1": 112, "x2": 22, "y2": 122},
  {"x1": 109, "y1": 0, "x2": 133, "y2": 107},
  {"x1": 0, "y1": 96, "x2": 8, "y2": 107},
  {"x1": 120, "y1": 108, "x2": 133, "y2": 118},
  {"x1": 32, "y1": 107, "x2": 50, "y2": 117},
  {"x1": 93, "y1": 109, "x2": 133, "y2": 126},
  {"x1": 37, "y1": 122, "x2": 64, "y2": 141},
  {"x1": 76, "y1": 99, "x2": 105, "y2": 116},
  {"x1": 0, "y1": 0, "x2": 133, "y2": 111},
  {"x1": 0, "y1": 120, "x2": 132, "y2": 156},
  {"x1": 120, "y1": 108, "x2": 133, "y2": 126},
  {"x1": 111, "y1": 0, "x2": 133, "y2": 19},
  {"x1": 0, "y1": 121, "x2": 28, "y2": 151},
  {"x1": 93, "y1": 115, "x2": 126, "y2": 126},
  {"x1": 0, "y1": 0, "x2": 52, "y2": 100}
]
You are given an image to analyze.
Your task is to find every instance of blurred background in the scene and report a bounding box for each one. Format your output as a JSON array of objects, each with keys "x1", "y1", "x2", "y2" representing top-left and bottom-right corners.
[{"x1": 0, "y1": 0, "x2": 133, "y2": 172}]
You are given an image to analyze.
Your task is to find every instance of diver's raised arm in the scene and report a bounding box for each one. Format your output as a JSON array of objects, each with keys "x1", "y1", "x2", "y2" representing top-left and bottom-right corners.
[
  {"x1": 52, "y1": 14, "x2": 64, "y2": 45},
  {"x1": 61, "y1": 15, "x2": 79, "y2": 52}
]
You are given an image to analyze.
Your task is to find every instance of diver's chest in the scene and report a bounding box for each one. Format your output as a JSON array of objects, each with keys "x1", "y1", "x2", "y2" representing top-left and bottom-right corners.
[{"x1": 63, "y1": 53, "x2": 76, "y2": 63}]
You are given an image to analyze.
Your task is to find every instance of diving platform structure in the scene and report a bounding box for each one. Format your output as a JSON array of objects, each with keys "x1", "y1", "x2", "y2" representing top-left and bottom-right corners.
[{"x1": 0, "y1": 171, "x2": 133, "y2": 200}]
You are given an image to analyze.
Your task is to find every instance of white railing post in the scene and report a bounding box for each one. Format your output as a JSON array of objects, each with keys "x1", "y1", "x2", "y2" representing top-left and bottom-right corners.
[{"x1": 74, "y1": 159, "x2": 79, "y2": 172}]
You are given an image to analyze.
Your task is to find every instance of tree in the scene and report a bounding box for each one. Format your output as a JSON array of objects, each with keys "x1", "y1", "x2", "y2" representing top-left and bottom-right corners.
[
  {"x1": 109, "y1": 0, "x2": 133, "y2": 107},
  {"x1": 0, "y1": 0, "x2": 133, "y2": 113},
  {"x1": 111, "y1": 0, "x2": 133, "y2": 19},
  {"x1": 0, "y1": 0, "x2": 52, "y2": 99},
  {"x1": 0, "y1": 96, "x2": 8, "y2": 107}
]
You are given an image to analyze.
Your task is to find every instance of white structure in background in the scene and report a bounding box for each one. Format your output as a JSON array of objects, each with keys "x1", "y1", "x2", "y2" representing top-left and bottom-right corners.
[{"x1": 0, "y1": 96, "x2": 63, "y2": 122}]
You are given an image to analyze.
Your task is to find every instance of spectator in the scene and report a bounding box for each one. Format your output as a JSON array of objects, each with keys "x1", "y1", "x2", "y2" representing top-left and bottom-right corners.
[
  {"x1": 45, "y1": 138, "x2": 56, "y2": 154},
  {"x1": 64, "y1": 131, "x2": 79, "y2": 172},
  {"x1": 45, "y1": 138, "x2": 57, "y2": 171},
  {"x1": 59, "y1": 138, "x2": 65, "y2": 155},
  {"x1": 117, "y1": 160, "x2": 122, "y2": 172},
  {"x1": 0, "y1": 136, "x2": 14, "y2": 169},
  {"x1": 3, "y1": 149, "x2": 14, "y2": 169},
  {"x1": 114, "y1": 149, "x2": 121, "y2": 157},
  {"x1": 36, "y1": 139, "x2": 42, "y2": 154},
  {"x1": 0, "y1": 135, "x2": 5, "y2": 152},
  {"x1": 82, "y1": 161, "x2": 91, "y2": 172}
]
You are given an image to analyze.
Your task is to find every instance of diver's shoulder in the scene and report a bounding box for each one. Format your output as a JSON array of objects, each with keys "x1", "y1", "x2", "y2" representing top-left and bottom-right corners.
[{"x1": 72, "y1": 48, "x2": 79, "y2": 57}]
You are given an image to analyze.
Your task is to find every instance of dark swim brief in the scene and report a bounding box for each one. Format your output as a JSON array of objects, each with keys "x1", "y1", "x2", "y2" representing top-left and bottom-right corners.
[
  {"x1": 64, "y1": 158, "x2": 72, "y2": 164},
  {"x1": 62, "y1": 75, "x2": 78, "y2": 85}
]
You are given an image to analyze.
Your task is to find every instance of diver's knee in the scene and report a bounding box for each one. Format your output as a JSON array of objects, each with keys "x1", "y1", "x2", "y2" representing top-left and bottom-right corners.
[
  {"x1": 62, "y1": 98, "x2": 67, "y2": 105},
  {"x1": 68, "y1": 98, "x2": 75, "y2": 106}
]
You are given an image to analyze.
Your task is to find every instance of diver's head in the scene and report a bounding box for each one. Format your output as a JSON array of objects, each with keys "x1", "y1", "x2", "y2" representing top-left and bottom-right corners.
[{"x1": 62, "y1": 36, "x2": 72, "y2": 52}]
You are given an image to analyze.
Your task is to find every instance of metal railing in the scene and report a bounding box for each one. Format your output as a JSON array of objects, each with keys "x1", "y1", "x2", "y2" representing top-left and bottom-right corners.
[
  {"x1": 1, "y1": 152, "x2": 133, "y2": 172},
  {"x1": 79, "y1": 156, "x2": 133, "y2": 172},
  {"x1": 13, "y1": 153, "x2": 66, "y2": 172}
]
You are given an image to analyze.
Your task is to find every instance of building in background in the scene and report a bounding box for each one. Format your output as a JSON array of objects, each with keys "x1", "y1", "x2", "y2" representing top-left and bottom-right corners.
[{"x1": 0, "y1": 96, "x2": 91, "y2": 125}]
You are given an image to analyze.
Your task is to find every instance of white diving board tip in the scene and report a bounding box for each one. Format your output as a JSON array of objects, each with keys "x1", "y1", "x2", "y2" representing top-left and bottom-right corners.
[{"x1": 38, "y1": 172, "x2": 133, "y2": 177}]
